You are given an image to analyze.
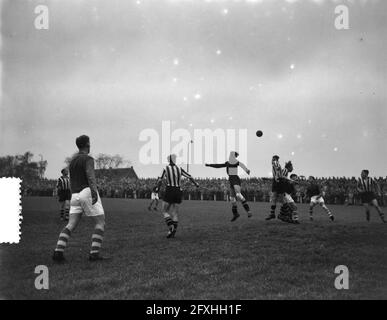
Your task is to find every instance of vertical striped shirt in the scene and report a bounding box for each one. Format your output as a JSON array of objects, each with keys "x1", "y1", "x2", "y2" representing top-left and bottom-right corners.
[
  {"x1": 159, "y1": 165, "x2": 192, "y2": 187},
  {"x1": 272, "y1": 159, "x2": 282, "y2": 181},
  {"x1": 357, "y1": 177, "x2": 376, "y2": 193},
  {"x1": 57, "y1": 176, "x2": 70, "y2": 191}
]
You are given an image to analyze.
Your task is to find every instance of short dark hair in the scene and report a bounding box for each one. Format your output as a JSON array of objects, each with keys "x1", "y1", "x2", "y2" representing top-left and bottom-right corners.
[
  {"x1": 61, "y1": 168, "x2": 67, "y2": 175},
  {"x1": 362, "y1": 169, "x2": 369, "y2": 175},
  {"x1": 75, "y1": 135, "x2": 90, "y2": 149},
  {"x1": 272, "y1": 155, "x2": 279, "y2": 160}
]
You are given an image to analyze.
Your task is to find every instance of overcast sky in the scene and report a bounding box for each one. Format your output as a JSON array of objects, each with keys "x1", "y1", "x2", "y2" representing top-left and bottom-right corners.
[{"x1": 1, "y1": 0, "x2": 386, "y2": 179}]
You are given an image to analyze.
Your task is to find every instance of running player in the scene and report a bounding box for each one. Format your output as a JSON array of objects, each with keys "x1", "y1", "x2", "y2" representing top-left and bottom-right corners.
[
  {"x1": 53, "y1": 135, "x2": 108, "y2": 262},
  {"x1": 148, "y1": 181, "x2": 161, "y2": 212},
  {"x1": 357, "y1": 170, "x2": 385, "y2": 223},
  {"x1": 157, "y1": 154, "x2": 199, "y2": 238},
  {"x1": 205, "y1": 151, "x2": 252, "y2": 222},
  {"x1": 57, "y1": 168, "x2": 71, "y2": 221},
  {"x1": 306, "y1": 176, "x2": 334, "y2": 221}
]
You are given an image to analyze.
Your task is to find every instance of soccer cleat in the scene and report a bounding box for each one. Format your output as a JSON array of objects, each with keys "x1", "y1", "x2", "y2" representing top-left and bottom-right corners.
[
  {"x1": 166, "y1": 225, "x2": 176, "y2": 238},
  {"x1": 148, "y1": 207, "x2": 152, "y2": 211},
  {"x1": 293, "y1": 220, "x2": 300, "y2": 224},
  {"x1": 247, "y1": 211, "x2": 252, "y2": 218},
  {"x1": 309, "y1": 216, "x2": 314, "y2": 221},
  {"x1": 153, "y1": 207, "x2": 158, "y2": 212},
  {"x1": 329, "y1": 215, "x2": 335, "y2": 222},
  {"x1": 89, "y1": 253, "x2": 111, "y2": 262},
  {"x1": 265, "y1": 213, "x2": 276, "y2": 221},
  {"x1": 231, "y1": 213, "x2": 240, "y2": 222},
  {"x1": 366, "y1": 212, "x2": 370, "y2": 222},
  {"x1": 52, "y1": 251, "x2": 66, "y2": 263}
]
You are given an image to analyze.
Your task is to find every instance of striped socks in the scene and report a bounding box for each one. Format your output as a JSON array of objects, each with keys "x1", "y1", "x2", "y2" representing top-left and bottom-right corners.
[
  {"x1": 164, "y1": 215, "x2": 174, "y2": 231},
  {"x1": 322, "y1": 205, "x2": 333, "y2": 218},
  {"x1": 55, "y1": 227, "x2": 71, "y2": 252},
  {"x1": 90, "y1": 228, "x2": 104, "y2": 255},
  {"x1": 60, "y1": 207, "x2": 65, "y2": 219}
]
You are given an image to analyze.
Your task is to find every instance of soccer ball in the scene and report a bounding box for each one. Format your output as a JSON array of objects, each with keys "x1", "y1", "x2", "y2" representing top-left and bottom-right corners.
[{"x1": 256, "y1": 130, "x2": 263, "y2": 137}]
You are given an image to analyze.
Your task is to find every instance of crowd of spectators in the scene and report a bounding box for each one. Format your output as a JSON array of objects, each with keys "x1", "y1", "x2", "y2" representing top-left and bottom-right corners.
[{"x1": 21, "y1": 176, "x2": 387, "y2": 206}]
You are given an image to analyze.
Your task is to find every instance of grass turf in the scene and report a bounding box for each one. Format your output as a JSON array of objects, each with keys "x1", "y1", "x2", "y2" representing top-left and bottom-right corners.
[{"x1": 0, "y1": 197, "x2": 386, "y2": 299}]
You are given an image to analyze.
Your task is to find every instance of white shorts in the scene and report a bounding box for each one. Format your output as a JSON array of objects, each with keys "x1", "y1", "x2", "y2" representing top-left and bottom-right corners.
[
  {"x1": 311, "y1": 196, "x2": 325, "y2": 205},
  {"x1": 283, "y1": 193, "x2": 295, "y2": 204},
  {"x1": 151, "y1": 192, "x2": 159, "y2": 200},
  {"x1": 69, "y1": 187, "x2": 105, "y2": 217}
]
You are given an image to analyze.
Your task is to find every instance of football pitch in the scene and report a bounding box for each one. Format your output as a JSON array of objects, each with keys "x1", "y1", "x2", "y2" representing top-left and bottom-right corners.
[{"x1": 1, "y1": 197, "x2": 386, "y2": 300}]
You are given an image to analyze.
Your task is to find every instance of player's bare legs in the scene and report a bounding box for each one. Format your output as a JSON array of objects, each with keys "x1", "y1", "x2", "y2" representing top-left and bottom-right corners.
[
  {"x1": 233, "y1": 185, "x2": 251, "y2": 218},
  {"x1": 309, "y1": 202, "x2": 316, "y2": 221},
  {"x1": 162, "y1": 202, "x2": 175, "y2": 236},
  {"x1": 267, "y1": 192, "x2": 278, "y2": 220},
  {"x1": 169, "y1": 204, "x2": 179, "y2": 237},
  {"x1": 53, "y1": 212, "x2": 82, "y2": 262},
  {"x1": 153, "y1": 199, "x2": 159, "y2": 211},
  {"x1": 370, "y1": 199, "x2": 386, "y2": 223},
  {"x1": 229, "y1": 188, "x2": 240, "y2": 222},
  {"x1": 363, "y1": 203, "x2": 371, "y2": 222}
]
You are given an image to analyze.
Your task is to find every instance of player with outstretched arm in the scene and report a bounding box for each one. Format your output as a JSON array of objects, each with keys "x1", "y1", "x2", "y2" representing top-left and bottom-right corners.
[{"x1": 205, "y1": 151, "x2": 252, "y2": 222}]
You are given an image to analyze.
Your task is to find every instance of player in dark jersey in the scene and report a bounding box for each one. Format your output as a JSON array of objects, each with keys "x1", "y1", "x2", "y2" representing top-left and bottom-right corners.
[
  {"x1": 57, "y1": 168, "x2": 71, "y2": 221},
  {"x1": 306, "y1": 176, "x2": 334, "y2": 221},
  {"x1": 205, "y1": 151, "x2": 252, "y2": 222},
  {"x1": 148, "y1": 181, "x2": 161, "y2": 212},
  {"x1": 357, "y1": 170, "x2": 385, "y2": 223},
  {"x1": 277, "y1": 173, "x2": 300, "y2": 224},
  {"x1": 53, "y1": 135, "x2": 108, "y2": 262}
]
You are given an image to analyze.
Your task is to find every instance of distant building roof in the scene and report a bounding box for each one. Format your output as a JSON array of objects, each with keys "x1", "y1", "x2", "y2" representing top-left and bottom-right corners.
[{"x1": 96, "y1": 167, "x2": 138, "y2": 180}]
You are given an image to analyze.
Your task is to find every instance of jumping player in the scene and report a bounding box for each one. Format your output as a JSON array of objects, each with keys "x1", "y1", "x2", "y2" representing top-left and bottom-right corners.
[
  {"x1": 205, "y1": 151, "x2": 252, "y2": 222},
  {"x1": 57, "y1": 168, "x2": 71, "y2": 221},
  {"x1": 157, "y1": 154, "x2": 199, "y2": 238},
  {"x1": 53, "y1": 135, "x2": 107, "y2": 262},
  {"x1": 266, "y1": 157, "x2": 293, "y2": 220},
  {"x1": 306, "y1": 176, "x2": 334, "y2": 221},
  {"x1": 357, "y1": 170, "x2": 385, "y2": 223},
  {"x1": 148, "y1": 181, "x2": 161, "y2": 211}
]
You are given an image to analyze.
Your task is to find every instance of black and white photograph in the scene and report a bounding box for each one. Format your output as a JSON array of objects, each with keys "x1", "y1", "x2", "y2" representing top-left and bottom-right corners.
[{"x1": 0, "y1": 0, "x2": 386, "y2": 305}]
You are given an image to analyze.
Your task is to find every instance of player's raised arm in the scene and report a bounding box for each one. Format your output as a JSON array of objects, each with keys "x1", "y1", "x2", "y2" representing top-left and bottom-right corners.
[
  {"x1": 205, "y1": 162, "x2": 227, "y2": 168},
  {"x1": 181, "y1": 168, "x2": 199, "y2": 187},
  {"x1": 156, "y1": 168, "x2": 166, "y2": 184},
  {"x1": 85, "y1": 157, "x2": 98, "y2": 204},
  {"x1": 238, "y1": 162, "x2": 250, "y2": 175}
]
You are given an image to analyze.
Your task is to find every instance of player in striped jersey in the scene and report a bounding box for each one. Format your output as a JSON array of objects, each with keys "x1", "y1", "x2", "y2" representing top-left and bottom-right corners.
[
  {"x1": 57, "y1": 168, "x2": 71, "y2": 221},
  {"x1": 357, "y1": 170, "x2": 385, "y2": 223},
  {"x1": 157, "y1": 154, "x2": 199, "y2": 238},
  {"x1": 266, "y1": 156, "x2": 293, "y2": 220},
  {"x1": 205, "y1": 151, "x2": 252, "y2": 222}
]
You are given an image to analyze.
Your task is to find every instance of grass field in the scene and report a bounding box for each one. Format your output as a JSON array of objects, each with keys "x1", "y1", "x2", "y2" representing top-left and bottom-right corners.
[{"x1": 1, "y1": 197, "x2": 386, "y2": 300}]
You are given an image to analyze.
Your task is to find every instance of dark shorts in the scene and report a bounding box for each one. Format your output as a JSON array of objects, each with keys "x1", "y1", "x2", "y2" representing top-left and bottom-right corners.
[
  {"x1": 272, "y1": 178, "x2": 287, "y2": 194},
  {"x1": 58, "y1": 190, "x2": 71, "y2": 202},
  {"x1": 361, "y1": 192, "x2": 376, "y2": 204},
  {"x1": 163, "y1": 186, "x2": 183, "y2": 204},
  {"x1": 229, "y1": 175, "x2": 241, "y2": 188}
]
